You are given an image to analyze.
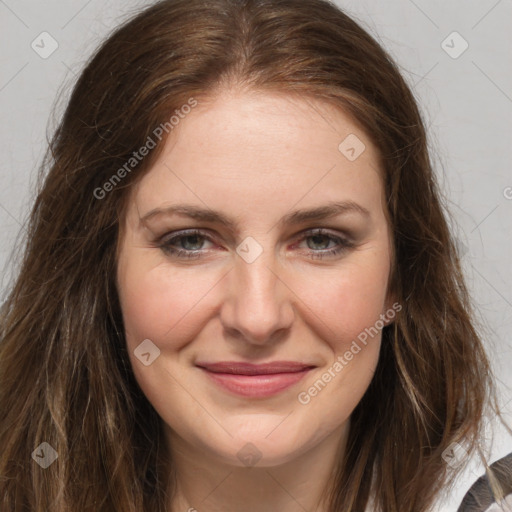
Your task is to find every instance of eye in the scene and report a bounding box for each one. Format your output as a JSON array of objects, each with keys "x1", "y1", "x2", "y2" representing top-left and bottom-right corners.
[
  {"x1": 294, "y1": 229, "x2": 355, "y2": 259},
  {"x1": 156, "y1": 228, "x2": 355, "y2": 261},
  {"x1": 157, "y1": 229, "x2": 217, "y2": 259}
]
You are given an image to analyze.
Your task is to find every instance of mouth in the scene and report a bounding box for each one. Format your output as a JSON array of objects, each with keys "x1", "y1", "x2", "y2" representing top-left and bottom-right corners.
[{"x1": 196, "y1": 361, "x2": 316, "y2": 398}]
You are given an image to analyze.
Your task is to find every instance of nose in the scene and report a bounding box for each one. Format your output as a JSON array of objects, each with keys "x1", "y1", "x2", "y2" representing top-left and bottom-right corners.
[{"x1": 219, "y1": 244, "x2": 295, "y2": 346}]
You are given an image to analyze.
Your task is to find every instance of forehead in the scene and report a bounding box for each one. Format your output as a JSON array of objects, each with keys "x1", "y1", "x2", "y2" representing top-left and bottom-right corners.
[
  {"x1": 162, "y1": 88, "x2": 381, "y2": 170},
  {"x1": 126, "y1": 89, "x2": 386, "y2": 226}
]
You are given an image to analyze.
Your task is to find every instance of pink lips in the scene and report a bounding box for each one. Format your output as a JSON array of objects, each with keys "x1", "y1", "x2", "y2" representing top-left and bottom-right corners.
[{"x1": 196, "y1": 361, "x2": 315, "y2": 398}]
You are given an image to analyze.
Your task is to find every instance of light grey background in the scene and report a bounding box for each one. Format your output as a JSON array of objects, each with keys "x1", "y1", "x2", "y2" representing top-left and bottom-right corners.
[{"x1": 1, "y1": 1, "x2": 511, "y2": 510}]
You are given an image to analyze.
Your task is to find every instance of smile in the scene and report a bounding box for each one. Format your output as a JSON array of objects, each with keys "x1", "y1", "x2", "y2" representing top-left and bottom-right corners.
[{"x1": 196, "y1": 361, "x2": 316, "y2": 398}]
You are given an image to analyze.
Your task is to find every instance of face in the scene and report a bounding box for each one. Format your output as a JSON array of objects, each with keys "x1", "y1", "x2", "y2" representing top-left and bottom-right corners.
[{"x1": 117, "y1": 89, "x2": 395, "y2": 467}]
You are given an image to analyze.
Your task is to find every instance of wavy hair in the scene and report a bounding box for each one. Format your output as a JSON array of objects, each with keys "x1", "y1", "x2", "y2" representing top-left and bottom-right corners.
[{"x1": 0, "y1": 0, "x2": 504, "y2": 510}]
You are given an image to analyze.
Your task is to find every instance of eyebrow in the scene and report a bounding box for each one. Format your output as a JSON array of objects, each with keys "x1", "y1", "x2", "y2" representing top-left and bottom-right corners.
[{"x1": 139, "y1": 200, "x2": 370, "y2": 232}]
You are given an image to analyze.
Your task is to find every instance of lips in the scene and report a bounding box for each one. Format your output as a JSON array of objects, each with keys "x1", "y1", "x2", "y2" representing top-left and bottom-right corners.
[
  {"x1": 196, "y1": 361, "x2": 315, "y2": 398},
  {"x1": 196, "y1": 361, "x2": 314, "y2": 375}
]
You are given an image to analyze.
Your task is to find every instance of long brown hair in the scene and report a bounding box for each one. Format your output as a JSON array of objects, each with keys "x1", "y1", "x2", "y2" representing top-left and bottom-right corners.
[{"x1": 0, "y1": 0, "x2": 503, "y2": 510}]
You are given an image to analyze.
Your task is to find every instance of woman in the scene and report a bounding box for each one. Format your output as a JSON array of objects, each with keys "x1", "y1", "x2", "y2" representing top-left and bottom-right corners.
[{"x1": 0, "y1": 0, "x2": 508, "y2": 510}]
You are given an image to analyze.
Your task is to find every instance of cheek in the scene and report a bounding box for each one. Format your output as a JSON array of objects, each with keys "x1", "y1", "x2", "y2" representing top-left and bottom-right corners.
[
  {"x1": 293, "y1": 255, "x2": 391, "y2": 349},
  {"x1": 118, "y1": 256, "x2": 222, "y2": 350},
  {"x1": 293, "y1": 260, "x2": 389, "y2": 420}
]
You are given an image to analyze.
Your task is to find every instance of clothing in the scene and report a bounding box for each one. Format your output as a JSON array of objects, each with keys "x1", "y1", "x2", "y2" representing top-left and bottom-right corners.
[{"x1": 457, "y1": 452, "x2": 512, "y2": 512}]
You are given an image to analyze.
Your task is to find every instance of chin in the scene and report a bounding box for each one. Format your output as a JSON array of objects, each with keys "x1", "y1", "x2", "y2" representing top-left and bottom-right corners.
[{"x1": 216, "y1": 424, "x2": 320, "y2": 468}]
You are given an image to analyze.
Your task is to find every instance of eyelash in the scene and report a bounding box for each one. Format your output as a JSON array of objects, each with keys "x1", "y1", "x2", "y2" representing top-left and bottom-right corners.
[{"x1": 156, "y1": 228, "x2": 355, "y2": 260}]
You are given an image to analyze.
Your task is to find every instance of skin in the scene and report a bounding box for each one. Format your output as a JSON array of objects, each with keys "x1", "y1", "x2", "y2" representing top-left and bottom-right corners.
[{"x1": 116, "y1": 88, "x2": 395, "y2": 512}]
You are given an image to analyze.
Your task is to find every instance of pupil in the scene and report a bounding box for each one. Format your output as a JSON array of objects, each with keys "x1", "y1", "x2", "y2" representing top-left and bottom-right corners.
[
  {"x1": 182, "y1": 235, "x2": 203, "y2": 250},
  {"x1": 308, "y1": 235, "x2": 329, "y2": 250}
]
